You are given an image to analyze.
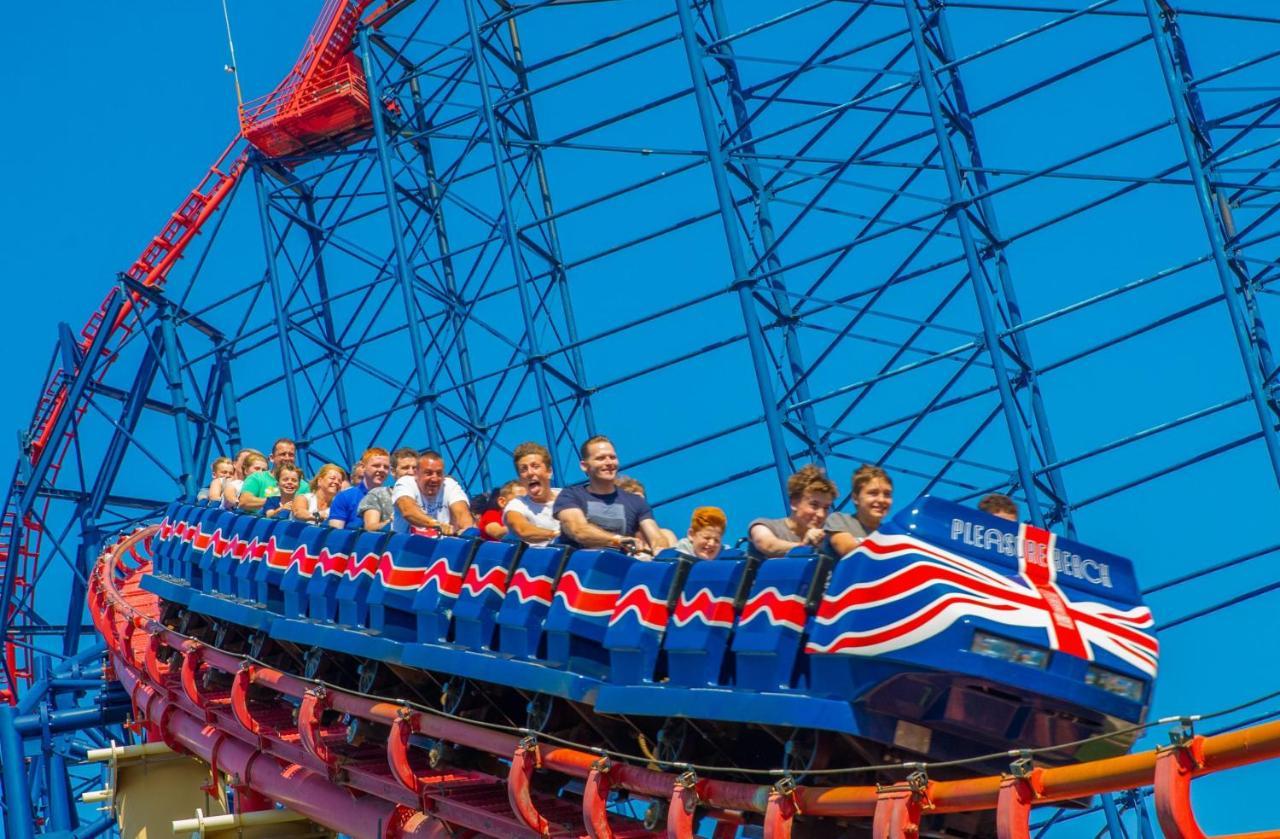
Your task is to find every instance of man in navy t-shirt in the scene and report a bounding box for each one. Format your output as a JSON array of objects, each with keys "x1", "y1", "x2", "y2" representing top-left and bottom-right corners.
[
  {"x1": 328, "y1": 447, "x2": 391, "y2": 528},
  {"x1": 553, "y1": 436, "x2": 671, "y2": 554}
]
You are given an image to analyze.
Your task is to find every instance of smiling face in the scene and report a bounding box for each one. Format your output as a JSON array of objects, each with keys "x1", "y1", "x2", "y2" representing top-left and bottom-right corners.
[
  {"x1": 418, "y1": 456, "x2": 446, "y2": 497},
  {"x1": 272, "y1": 441, "x2": 297, "y2": 468},
  {"x1": 316, "y1": 468, "x2": 344, "y2": 496},
  {"x1": 790, "y1": 491, "x2": 833, "y2": 532},
  {"x1": 516, "y1": 453, "x2": 554, "y2": 502},
  {"x1": 277, "y1": 470, "x2": 300, "y2": 495},
  {"x1": 393, "y1": 455, "x2": 418, "y2": 479},
  {"x1": 854, "y1": 477, "x2": 894, "y2": 528},
  {"x1": 580, "y1": 440, "x2": 619, "y2": 486},
  {"x1": 363, "y1": 454, "x2": 391, "y2": 489},
  {"x1": 688, "y1": 526, "x2": 724, "y2": 560}
]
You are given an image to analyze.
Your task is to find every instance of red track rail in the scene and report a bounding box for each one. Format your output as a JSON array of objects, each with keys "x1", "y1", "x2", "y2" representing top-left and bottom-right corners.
[{"x1": 88, "y1": 527, "x2": 1280, "y2": 839}]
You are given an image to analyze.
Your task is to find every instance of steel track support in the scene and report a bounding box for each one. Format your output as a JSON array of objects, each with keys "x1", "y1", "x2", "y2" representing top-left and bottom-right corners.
[
  {"x1": 1143, "y1": 0, "x2": 1280, "y2": 489},
  {"x1": 157, "y1": 297, "x2": 198, "y2": 500},
  {"x1": 251, "y1": 160, "x2": 308, "y2": 460},
  {"x1": 217, "y1": 344, "x2": 243, "y2": 453},
  {"x1": 408, "y1": 76, "x2": 491, "y2": 489},
  {"x1": 459, "y1": 2, "x2": 565, "y2": 477},
  {"x1": 504, "y1": 17, "x2": 598, "y2": 439},
  {"x1": 676, "y1": 0, "x2": 795, "y2": 501},
  {"x1": 0, "y1": 290, "x2": 128, "y2": 690},
  {"x1": 359, "y1": 26, "x2": 443, "y2": 453},
  {"x1": 925, "y1": 6, "x2": 1075, "y2": 533},
  {"x1": 902, "y1": 0, "x2": 1047, "y2": 526},
  {"x1": 301, "y1": 190, "x2": 356, "y2": 463},
  {"x1": 705, "y1": 0, "x2": 826, "y2": 463},
  {"x1": 0, "y1": 702, "x2": 35, "y2": 838}
]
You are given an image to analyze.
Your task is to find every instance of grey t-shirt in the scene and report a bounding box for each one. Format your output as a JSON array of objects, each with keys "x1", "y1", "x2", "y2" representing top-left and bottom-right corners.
[
  {"x1": 748, "y1": 517, "x2": 804, "y2": 557},
  {"x1": 355, "y1": 485, "x2": 395, "y2": 528},
  {"x1": 824, "y1": 511, "x2": 870, "y2": 540}
]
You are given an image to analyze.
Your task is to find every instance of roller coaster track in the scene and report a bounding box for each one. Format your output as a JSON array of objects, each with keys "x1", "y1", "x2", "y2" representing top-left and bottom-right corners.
[
  {"x1": 90, "y1": 525, "x2": 1280, "y2": 838},
  {"x1": 0, "y1": 0, "x2": 384, "y2": 700}
]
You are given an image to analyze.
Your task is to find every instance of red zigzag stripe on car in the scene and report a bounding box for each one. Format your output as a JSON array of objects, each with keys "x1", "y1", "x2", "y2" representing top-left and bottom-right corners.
[
  {"x1": 673, "y1": 588, "x2": 735, "y2": 628},
  {"x1": 609, "y1": 585, "x2": 669, "y2": 631},
  {"x1": 553, "y1": 572, "x2": 620, "y2": 618},
  {"x1": 739, "y1": 588, "x2": 807, "y2": 633},
  {"x1": 507, "y1": 569, "x2": 554, "y2": 606}
]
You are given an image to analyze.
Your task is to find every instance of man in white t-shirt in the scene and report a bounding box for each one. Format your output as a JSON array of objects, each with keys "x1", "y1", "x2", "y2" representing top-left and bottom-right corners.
[
  {"x1": 503, "y1": 441, "x2": 561, "y2": 546},
  {"x1": 391, "y1": 450, "x2": 473, "y2": 536}
]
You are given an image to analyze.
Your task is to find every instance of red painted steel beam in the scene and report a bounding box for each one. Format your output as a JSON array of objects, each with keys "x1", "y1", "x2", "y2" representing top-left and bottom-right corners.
[{"x1": 115, "y1": 664, "x2": 448, "y2": 839}]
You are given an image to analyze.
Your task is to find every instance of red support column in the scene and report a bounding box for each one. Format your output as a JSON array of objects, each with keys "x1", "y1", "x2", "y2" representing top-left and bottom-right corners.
[
  {"x1": 764, "y1": 779, "x2": 798, "y2": 839},
  {"x1": 507, "y1": 737, "x2": 550, "y2": 836},
  {"x1": 667, "y1": 772, "x2": 700, "y2": 839},
  {"x1": 996, "y1": 767, "x2": 1043, "y2": 839},
  {"x1": 388, "y1": 709, "x2": 422, "y2": 795},
  {"x1": 872, "y1": 774, "x2": 931, "y2": 839},
  {"x1": 583, "y1": 757, "x2": 614, "y2": 839},
  {"x1": 1155, "y1": 736, "x2": 1209, "y2": 839}
]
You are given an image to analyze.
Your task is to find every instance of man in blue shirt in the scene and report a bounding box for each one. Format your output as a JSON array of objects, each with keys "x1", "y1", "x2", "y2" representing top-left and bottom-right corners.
[
  {"x1": 553, "y1": 436, "x2": 671, "y2": 554},
  {"x1": 328, "y1": 447, "x2": 391, "y2": 528}
]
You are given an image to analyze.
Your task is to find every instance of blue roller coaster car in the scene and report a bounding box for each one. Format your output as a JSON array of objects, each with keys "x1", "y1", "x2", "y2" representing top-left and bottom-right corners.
[{"x1": 144, "y1": 495, "x2": 1157, "y2": 767}]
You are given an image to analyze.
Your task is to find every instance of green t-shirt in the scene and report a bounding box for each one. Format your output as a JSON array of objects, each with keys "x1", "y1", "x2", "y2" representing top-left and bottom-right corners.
[{"x1": 241, "y1": 470, "x2": 310, "y2": 498}]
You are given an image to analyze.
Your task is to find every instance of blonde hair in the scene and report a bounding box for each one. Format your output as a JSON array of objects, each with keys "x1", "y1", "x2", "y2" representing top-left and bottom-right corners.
[
  {"x1": 312, "y1": 463, "x2": 347, "y2": 485},
  {"x1": 210, "y1": 456, "x2": 233, "y2": 474}
]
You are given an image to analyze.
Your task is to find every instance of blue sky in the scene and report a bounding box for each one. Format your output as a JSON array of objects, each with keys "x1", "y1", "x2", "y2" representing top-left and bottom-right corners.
[{"x1": 3, "y1": 2, "x2": 1279, "y2": 835}]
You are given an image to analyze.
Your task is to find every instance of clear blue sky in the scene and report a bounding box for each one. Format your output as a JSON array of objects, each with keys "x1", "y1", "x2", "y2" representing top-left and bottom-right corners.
[{"x1": 3, "y1": 2, "x2": 1278, "y2": 835}]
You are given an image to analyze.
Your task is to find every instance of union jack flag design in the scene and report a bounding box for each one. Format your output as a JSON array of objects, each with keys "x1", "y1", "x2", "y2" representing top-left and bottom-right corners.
[{"x1": 806, "y1": 524, "x2": 1158, "y2": 678}]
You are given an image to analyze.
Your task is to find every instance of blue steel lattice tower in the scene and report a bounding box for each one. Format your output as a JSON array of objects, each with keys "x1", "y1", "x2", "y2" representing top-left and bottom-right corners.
[{"x1": 2, "y1": 1, "x2": 1279, "y2": 835}]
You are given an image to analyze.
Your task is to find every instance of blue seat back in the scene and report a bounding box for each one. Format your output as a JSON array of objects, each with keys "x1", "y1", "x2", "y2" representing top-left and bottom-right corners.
[
  {"x1": 304, "y1": 528, "x2": 364, "y2": 621},
  {"x1": 333, "y1": 529, "x2": 400, "y2": 626},
  {"x1": 496, "y1": 545, "x2": 569, "y2": 660},
  {"x1": 153, "y1": 502, "x2": 190, "y2": 576},
  {"x1": 252, "y1": 520, "x2": 314, "y2": 613},
  {"x1": 180, "y1": 507, "x2": 227, "y2": 589},
  {"x1": 363, "y1": 533, "x2": 435, "y2": 633},
  {"x1": 452, "y1": 541, "x2": 523, "y2": 651},
  {"x1": 197, "y1": 511, "x2": 239, "y2": 592},
  {"x1": 543, "y1": 549, "x2": 635, "y2": 677},
  {"x1": 279, "y1": 524, "x2": 334, "y2": 618},
  {"x1": 235, "y1": 518, "x2": 279, "y2": 600},
  {"x1": 604, "y1": 557, "x2": 687, "y2": 684},
  {"x1": 406, "y1": 536, "x2": 476, "y2": 643},
  {"x1": 212, "y1": 514, "x2": 260, "y2": 595},
  {"x1": 732, "y1": 555, "x2": 823, "y2": 691},
  {"x1": 664, "y1": 558, "x2": 750, "y2": 687}
]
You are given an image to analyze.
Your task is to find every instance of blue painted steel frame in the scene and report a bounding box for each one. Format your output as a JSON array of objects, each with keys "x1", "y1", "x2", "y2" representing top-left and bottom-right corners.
[
  {"x1": 1142, "y1": 0, "x2": 1280, "y2": 490},
  {"x1": 901, "y1": 0, "x2": 1048, "y2": 527},
  {"x1": 5, "y1": 2, "x2": 1280, "y2": 834},
  {"x1": 676, "y1": 0, "x2": 796, "y2": 499}
]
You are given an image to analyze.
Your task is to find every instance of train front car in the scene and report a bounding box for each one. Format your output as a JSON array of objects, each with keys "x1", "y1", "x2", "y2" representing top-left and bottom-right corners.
[{"x1": 807, "y1": 497, "x2": 1158, "y2": 768}]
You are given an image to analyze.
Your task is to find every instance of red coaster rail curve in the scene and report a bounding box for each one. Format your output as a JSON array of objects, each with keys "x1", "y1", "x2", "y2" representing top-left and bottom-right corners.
[{"x1": 89, "y1": 525, "x2": 1280, "y2": 839}]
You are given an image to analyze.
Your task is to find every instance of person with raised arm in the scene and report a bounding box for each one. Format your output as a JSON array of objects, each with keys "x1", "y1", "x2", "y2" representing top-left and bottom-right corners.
[{"x1": 748, "y1": 465, "x2": 836, "y2": 558}]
